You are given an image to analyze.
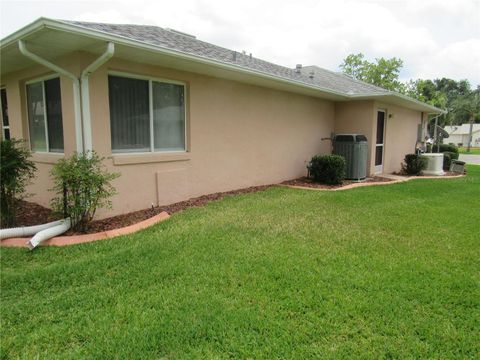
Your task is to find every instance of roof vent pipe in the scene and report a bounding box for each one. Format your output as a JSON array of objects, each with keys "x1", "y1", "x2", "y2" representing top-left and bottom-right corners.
[
  {"x1": 309, "y1": 71, "x2": 315, "y2": 79},
  {"x1": 232, "y1": 51, "x2": 237, "y2": 61},
  {"x1": 295, "y1": 64, "x2": 302, "y2": 73}
]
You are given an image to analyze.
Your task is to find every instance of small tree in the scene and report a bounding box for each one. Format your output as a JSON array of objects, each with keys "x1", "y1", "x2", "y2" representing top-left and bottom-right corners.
[
  {"x1": 0, "y1": 139, "x2": 37, "y2": 227},
  {"x1": 50, "y1": 151, "x2": 119, "y2": 232}
]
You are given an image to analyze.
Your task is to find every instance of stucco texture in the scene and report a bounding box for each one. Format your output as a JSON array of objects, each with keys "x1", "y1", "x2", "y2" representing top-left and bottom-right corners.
[{"x1": 2, "y1": 53, "x2": 424, "y2": 218}]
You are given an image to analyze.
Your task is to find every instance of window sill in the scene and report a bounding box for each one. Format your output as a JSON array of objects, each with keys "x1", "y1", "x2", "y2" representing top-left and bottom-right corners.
[
  {"x1": 111, "y1": 152, "x2": 191, "y2": 165},
  {"x1": 31, "y1": 152, "x2": 64, "y2": 164}
]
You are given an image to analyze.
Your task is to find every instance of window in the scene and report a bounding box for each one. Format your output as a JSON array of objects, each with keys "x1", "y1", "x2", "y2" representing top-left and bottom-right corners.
[
  {"x1": 26, "y1": 77, "x2": 64, "y2": 152},
  {"x1": 1, "y1": 88, "x2": 9, "y2": 140},
  {"x1": 108, "y1": 74, "x2": 186, "y2": 153}
]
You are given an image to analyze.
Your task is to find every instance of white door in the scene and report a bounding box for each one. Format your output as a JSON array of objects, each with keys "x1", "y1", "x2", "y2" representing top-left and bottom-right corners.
[{"x1": 375, "y1": 110, "x2": 386, "y2": 174}]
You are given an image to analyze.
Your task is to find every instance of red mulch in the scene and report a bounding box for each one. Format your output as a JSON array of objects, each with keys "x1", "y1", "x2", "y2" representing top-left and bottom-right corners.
[
  {"x1": 282, "y1": 176, "x2": 393, "y2": 189},
  {"x1": 2, "y1": 185, "x2": 273, "y2": 235},
  {"x1": 8, "y1": 200, "x2": 57, "y2": 227}
]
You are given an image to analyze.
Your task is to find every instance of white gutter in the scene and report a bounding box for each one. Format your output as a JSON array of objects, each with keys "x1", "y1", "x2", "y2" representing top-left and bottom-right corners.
[
  {"x1": 3, "y1": 18, "x2": 350, "y2": 100},
  {"x1": 18, "y1": 39, "x2": 84, "y2": 153},
  {"x1": 10, "y1": 18, "x2": 444, "y2": 115},
  {"x1": 80, "y1": 42, "x2": 114, "y2": 152}
]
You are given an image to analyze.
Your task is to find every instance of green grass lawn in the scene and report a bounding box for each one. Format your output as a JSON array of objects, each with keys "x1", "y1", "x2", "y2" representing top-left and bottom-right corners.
[
  {"x1": 459, "y1": 147, "x2": 480, "y2": 155},
  {"x1": 1, "y1": 167, "x2": 479, "y2": 359}
]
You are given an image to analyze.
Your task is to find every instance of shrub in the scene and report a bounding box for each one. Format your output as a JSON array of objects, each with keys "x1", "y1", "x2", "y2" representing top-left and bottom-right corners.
[
  {"x1": 50, "y1": 151, "x2": 120, "y2": 232},
  {"x1": 442, "y1": 151, "x2": 459, "y2": 170},
  {"x1": 427, "y1": 143, "x2": 459, "y2": 155},
  {"x1": 401, "y1": 154, "x2": 428, "y2": 175},
  {"x1": 0, "y1": 139, "x2": 37, "y2": 227},
  {"x1": 438, "y1": 143, "x2": 459, "y2": 154},
  {"x1": 307, "y1": 154, "x2": 346, "y2": 185}
]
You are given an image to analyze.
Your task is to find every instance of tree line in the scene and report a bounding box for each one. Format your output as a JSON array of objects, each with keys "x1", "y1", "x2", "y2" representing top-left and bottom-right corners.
[{"x1": 339, "y1": 53, "x2": 479, "y2": 128}]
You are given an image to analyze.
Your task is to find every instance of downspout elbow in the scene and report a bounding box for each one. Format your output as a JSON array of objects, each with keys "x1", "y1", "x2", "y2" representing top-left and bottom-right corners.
[
  {"x1": 80, "y1": 42, "x2": 115, "y2": 79},
  {"x1": 18, "y1": 39, "x2": 84, "y2": 153},
  {"x1": 79, "y1": 42, "x2": 115, "y2": 153}
]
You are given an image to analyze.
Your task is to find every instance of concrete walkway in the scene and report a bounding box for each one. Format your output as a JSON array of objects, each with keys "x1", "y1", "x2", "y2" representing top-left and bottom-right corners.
[{"x1": 459, "y1": 154, "x2": 480, "y2": 165}]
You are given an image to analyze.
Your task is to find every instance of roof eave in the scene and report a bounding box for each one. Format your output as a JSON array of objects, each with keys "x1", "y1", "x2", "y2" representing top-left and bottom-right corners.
[
  {"x1": 0, "y1": 17, "x2": 50, "y2": 48},
  {"x1": 1, "y1": 18, "x2": 446, "y2": 114},
  {"x1": 2, "y1": 18, "x2": 350, "y2": 100},
  {"x1": 349, "y1": 92, "x2": 445, "y2": 114}
]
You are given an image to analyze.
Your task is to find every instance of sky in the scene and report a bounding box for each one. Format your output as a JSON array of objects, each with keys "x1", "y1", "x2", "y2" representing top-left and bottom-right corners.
[{"x1": 1, "y1": 0, "x2": 479, "y2": 86}]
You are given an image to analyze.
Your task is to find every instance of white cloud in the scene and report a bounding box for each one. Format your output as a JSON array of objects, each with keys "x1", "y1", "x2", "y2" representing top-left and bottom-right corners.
[{"x1": 2, "y1": 0, "x2": 479, "y2": 86}]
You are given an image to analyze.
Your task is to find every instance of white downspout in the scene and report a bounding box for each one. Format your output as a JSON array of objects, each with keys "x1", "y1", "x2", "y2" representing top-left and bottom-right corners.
[
  {"x1": 80, "y1": 42, "x2": 114, "y2": 152},
  {"x1": 18, "y1": 40, "x2": 83, "y2": 153},
  {"x1": 16, "y1": 41, "x2": 115, "y2": 249}
]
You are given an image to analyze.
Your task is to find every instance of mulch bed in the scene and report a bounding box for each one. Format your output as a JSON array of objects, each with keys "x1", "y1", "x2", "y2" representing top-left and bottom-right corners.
[
  {"x1": 2, "y1": 185, "x2": 273, "y2": 235},
  {"x1": 282, "y1": 176, "x2": 393, "y2": 189}
]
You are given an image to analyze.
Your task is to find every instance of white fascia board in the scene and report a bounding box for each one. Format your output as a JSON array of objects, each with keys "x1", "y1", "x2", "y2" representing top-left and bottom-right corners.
[
  {"x1": 349, "y1": 92, "x2": 445, "y2": 114},
  {"x1": 0, "y1": 17, "x2": 49, "y2": 47},
  {"x1": 1, "y1": 18, "x2": 349, "y2": 100},
  {"x1": 2, "y1": 17, "x2": 446, "y2": 115}
]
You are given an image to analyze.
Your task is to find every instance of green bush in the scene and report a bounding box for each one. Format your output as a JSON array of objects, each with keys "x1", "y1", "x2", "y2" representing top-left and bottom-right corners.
[
  {"x1": 442, "y1": 151, "x2": 459, "y2": 170},
  {"x1": 0, "y1": 139, "x2": 37, "y2": 227},
  {"x1": 50, "y1": 151, "x2": 120, "y2": 232},
  {"x1": 427, "y1": 143, "x2": 459, "y2": 154},
  {"x1": 307, "y1": 154, "x2": 346, "y2": 185},
  {"x1": 401, "y1": 154, "x2": 428, "y2": 175}
]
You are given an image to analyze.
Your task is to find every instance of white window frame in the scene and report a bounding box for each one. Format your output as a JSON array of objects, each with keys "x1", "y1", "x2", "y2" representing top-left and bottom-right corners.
[
  {"x1": 108, "y1": 71, "x2": 188, "y2": 155},
  {"x1": 25, "y1": 74, "x2": 64, "y2": 154},
  {"x1": 0, "y1": 87, "x2": 9, "y2": 140}
]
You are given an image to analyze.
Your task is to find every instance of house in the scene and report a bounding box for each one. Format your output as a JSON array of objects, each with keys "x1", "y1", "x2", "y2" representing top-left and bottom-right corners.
[
  {"x1": 0, "y1": 18, "x2": 443, "y2": 218},
  {"x1": 443, "y1": 124, "x2": 480, "y2": 147}
]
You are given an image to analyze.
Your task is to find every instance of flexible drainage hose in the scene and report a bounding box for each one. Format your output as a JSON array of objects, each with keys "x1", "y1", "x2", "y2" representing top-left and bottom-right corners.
[
  {"x1": 27, "y1": 218, "x2": 72, "y2": 250},
  {"x1": 0, "y1": 219, "x2": 66, "y2": 240}
]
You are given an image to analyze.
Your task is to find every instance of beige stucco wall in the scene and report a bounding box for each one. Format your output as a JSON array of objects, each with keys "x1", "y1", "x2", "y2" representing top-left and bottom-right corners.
[
  {"x1": 2, "y1": 51, "x2": 427, "y2": 219},
  {"x1": 379, "y1": 102, "x2": 424, "y2": 174},
  {"x1": 335, "y1": 100, "x2": 424, "y2": 175},
  {"x1": 3, "y1": 54, "x2": 334, "y2": 218},
  {"x1": 334, "y1": 100, "x2": 376, "y2": 175}
]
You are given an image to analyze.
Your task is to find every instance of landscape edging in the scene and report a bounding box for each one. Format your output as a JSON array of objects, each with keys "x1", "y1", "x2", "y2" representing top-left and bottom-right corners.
[
  {"x1": 1, "y1": 211, "x2": 170, "y2": 248},
  {"x1": 281, "y1": 174, "x2": 465, "y2": 192}
]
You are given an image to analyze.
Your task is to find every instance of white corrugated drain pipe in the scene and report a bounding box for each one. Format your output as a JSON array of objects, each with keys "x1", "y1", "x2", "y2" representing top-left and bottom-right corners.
[
  {"x1": 0, "y1": 219, "x2": 65, "y2": 240},
  {"x1": 27, "y1": 218, "x2": 71, "y2": 250}
]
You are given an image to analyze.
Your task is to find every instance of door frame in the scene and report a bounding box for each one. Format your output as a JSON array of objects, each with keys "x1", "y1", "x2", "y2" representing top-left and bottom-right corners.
[
  {"x1": 375, "y1": 109, "x2": 387, "y2": 174},
  {"x1": 0, "y1": 87, "x2": 9, "y2": 140}
]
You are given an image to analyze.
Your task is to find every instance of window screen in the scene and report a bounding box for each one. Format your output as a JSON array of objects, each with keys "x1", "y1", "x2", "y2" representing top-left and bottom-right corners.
[
  {"x1": 108, "y1": 75, "x2": 186, "y2": 153},
  {"x1": 109, "y1": 76, "x2": 150, "y2": 152},
  {"x1": 26, "y1": 78, "x2": 64, "y2": 152}
]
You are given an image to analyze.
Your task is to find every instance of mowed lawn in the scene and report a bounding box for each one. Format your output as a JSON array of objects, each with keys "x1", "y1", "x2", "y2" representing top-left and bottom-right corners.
[
  {"x1": 1, "y1": 167, "x2": 479, "y2": 359},
  {"x1": 459, "y1": 147, "x2": 480, "y2": 155}
]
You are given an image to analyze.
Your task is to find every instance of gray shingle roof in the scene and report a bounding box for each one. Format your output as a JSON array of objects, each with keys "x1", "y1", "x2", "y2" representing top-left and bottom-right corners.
[{"x1": 61, "y1": 20, "x2": 391, "y2": 97}]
